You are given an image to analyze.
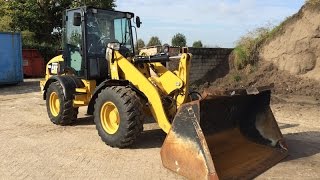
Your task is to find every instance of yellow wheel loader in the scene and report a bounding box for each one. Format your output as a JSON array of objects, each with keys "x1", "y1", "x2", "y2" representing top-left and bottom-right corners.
[{"x1": 40, "y1": 6, "x2": 288, "y2": 179}]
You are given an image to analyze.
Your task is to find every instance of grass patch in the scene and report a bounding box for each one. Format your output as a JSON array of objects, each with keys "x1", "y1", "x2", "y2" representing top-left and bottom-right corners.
[{"x1": 233, "y1": 26, "x2": 272, "y2": 70}]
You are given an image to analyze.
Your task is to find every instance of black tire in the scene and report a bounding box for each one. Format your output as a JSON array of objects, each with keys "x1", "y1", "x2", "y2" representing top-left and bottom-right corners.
[
  {"x1": 46, "y1": 81, "x2": 78, "y2": 125},
  {"x1": 94, "y1": 86, "x2": 144, "y2": 148}
]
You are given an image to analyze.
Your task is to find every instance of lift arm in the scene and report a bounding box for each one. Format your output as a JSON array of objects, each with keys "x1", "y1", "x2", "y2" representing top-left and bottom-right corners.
[{"x1": 107, "y1": 49, "x2": 191, "y2": 133}]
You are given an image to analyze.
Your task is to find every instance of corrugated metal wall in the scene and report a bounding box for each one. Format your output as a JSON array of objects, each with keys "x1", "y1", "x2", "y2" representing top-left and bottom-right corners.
[{"x1": 0, "y1": 32, "x2": 23, "y2": 85}]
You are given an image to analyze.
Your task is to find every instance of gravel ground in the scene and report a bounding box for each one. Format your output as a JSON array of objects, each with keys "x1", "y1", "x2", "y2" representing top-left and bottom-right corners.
[{"x1": 0, "y1": 79, "x2": 319, "y2": 179}]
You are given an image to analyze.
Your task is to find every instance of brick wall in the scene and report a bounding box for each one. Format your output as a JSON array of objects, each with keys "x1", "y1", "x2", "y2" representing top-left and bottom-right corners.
[{"x1": 168, "y1": 48, "x2": 233, "y2": 84}]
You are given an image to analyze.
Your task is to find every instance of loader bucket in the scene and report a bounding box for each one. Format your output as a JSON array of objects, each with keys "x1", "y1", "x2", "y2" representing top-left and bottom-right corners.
[{"x1": 160, "y1": 87, "x2": 288, "y2": 180}]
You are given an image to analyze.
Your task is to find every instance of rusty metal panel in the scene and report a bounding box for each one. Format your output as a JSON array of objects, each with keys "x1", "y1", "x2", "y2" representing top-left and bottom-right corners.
[{"x1": 161, "y1": 102, "x2": 219, "y2": 180}]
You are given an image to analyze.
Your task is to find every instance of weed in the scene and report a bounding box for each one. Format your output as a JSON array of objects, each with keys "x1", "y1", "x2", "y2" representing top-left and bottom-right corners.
[
  {"x1": 233, "y1": 26, "x2": 271, "y2": 70},
  {"x1": 233, "y1": 74, "x2": 242, "y2": 82}
]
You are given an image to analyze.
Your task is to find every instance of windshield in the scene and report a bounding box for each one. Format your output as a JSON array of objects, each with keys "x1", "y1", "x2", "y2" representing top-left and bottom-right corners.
[{"x1": 86, "y1": 9, "x2": 134, "y2": 56}]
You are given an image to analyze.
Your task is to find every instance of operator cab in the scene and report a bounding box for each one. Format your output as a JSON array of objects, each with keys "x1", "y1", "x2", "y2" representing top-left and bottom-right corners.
[{"x1": 62, "y1": 6, "x2": 139, "y2": 81}]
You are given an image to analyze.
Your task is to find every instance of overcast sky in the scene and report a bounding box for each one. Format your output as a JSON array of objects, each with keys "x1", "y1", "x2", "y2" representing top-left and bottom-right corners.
[{"x1": 116, "y1": 0, "x2": 305, "y2": 47}]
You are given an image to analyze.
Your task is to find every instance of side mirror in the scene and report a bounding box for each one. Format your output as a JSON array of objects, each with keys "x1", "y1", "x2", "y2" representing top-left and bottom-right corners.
[
  {"x1": 73, "y1": 12, "x2": 81, "y2": 26},
  {"x1": 136, "y1": 16, "x2": 142, "y2": 28}
]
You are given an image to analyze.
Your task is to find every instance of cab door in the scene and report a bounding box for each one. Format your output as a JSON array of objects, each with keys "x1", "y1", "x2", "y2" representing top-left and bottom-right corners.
[{"x1": 63, "y1": 9, "x2": 84, "y2": 77}]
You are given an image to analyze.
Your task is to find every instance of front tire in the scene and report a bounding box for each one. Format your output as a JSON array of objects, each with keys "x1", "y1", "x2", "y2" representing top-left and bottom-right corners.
[
  {"x1": 46, "y1": 81, "x2": 78, "y2": 125},
  {"x1": 94, "y1": 86, "x2": 144, "y2": 148}
]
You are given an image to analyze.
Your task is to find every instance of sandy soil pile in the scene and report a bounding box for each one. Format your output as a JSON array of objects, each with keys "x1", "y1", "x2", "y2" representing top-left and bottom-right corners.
[{"x1": 260, "y1": 3, "x2": 320, "y2": 81}]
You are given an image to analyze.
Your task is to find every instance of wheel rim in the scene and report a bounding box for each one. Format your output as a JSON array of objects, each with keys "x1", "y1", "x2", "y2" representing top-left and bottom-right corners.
[
  {"x1": 100, "y1": 101, "x2": 120, "y2": 134},
  {"x1": 49, "y1": 92, "x2": 60, "y2": 116}
]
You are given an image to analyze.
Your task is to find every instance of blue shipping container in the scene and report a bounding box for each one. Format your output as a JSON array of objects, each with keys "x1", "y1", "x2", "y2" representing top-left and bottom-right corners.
[{"x1": 0, "y1": 32, "x2": 23, "y2": 85}]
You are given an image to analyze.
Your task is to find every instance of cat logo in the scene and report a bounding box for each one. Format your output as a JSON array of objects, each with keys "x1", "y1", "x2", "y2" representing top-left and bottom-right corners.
[{"x1": 50, "y1": 63, "x2": 59, "y2": 74}]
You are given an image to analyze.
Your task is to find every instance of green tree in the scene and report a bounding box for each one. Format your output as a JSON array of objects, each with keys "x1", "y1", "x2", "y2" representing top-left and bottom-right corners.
[
  {"x1": 147, "y1": 36, "x2": 161, "y2": 46},
  {"x1": 71, "y1": 0, "x2": 116, "y2": 8},
  {"x1": 0, "y1": 0, "x2": 12, "y2": 32},
  {"x1": 0, "y1": 0, "x2": 116, "y2": 61},
  {"x1": 136, "y1": 38, "x2": 145, "y2": 49},
  {"x1": 0, "y1": 0, "x2": 8, "y2": 17},
  {"x1": 192, "y1": 40, "x2": 203, "y2": 48},
  {"x1": 3, "y1": 0, "x2": 116, "y2": 44},
  {"x1": 0, "y1": 15, "x2": 12, "y2": 32},
  {"x1": 171, "y1": 33, "x2": 186, "y2": 47}
]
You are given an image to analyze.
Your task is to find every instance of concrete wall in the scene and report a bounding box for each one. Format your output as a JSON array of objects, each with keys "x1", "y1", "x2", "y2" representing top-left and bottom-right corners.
[{"x1": 168, "y1": 48, "x2": 233, "y2": 84}]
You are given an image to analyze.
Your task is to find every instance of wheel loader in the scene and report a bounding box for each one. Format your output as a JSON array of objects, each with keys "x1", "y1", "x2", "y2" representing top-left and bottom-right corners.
[{"x1": 40, "y1": 6, "x2": 288, "y2": 179}]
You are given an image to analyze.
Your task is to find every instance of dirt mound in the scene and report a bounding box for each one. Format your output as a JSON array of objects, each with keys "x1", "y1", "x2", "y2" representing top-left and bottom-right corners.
[
  {"x1": 194, "y1": 60, "x2": 320, "y2": 100},
  {"x1": 260, "y1": 3, "x2": 320, "y2": 81}
]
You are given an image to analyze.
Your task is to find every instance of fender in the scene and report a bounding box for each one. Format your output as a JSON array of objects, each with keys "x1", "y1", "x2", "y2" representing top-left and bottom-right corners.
[
  {"x1": 42, "y1": 75, "x2": 84, "y2": 100},
  {"x1": 87, "y1": 79, "x2": 130, "y2": 115}
]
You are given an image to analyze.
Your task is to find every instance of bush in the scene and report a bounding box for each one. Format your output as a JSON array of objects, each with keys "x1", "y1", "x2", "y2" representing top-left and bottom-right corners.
[
  {"x1": 233, "y1": 25, "x2": 279, "y2": 70},
  {"x1": 233, "y1": 45, "x2": 248, "y2": 69}
]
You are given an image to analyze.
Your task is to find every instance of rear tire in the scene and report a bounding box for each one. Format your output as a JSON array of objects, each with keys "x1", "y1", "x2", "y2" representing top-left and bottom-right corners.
[
  {"x1": 46, "y1": 81, "x2": 78, "y2": 125},
  {"x1": 94, "y1": 86, "x2": 144, "y2": 148}
]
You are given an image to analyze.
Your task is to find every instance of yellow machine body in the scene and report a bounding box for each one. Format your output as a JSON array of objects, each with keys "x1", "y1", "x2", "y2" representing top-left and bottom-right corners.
[
  {"x1": 40, "y1": 6, "x2": 287, "y2": 180},
  {"x1": 41, "y1": 50, "x2": 191, "y2": 133},
  {"x1": 41, "y1": 49, "x2": 288, "y2": 179}
]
